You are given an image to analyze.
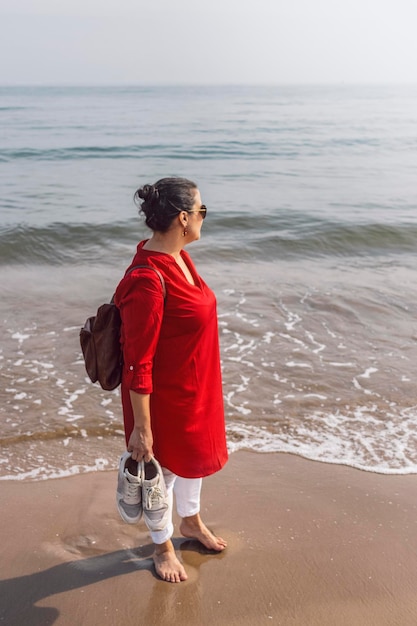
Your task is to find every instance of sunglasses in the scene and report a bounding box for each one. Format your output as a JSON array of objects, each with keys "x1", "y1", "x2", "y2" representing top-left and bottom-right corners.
[
  {"x1": 188, "y1": 205, "x2": 207, "y2": 219},
  {"x1": 168, "y1": 200, "x2": 207, "y2": 219}
]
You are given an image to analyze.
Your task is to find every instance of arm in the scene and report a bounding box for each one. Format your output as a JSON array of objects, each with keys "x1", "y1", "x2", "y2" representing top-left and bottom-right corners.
[
  {"x1": 127, "y1": 390, "x2": 154, "y2": 462},
  {"x1": 115, "y1": 269, "x2": 165, "y2": 396},
  {"x1": 115, "y1": 268, "x2": 165, "y2": 460}
]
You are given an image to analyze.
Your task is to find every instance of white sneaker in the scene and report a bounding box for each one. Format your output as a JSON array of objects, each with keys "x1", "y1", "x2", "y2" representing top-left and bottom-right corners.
[
  {"x1": 142, "y1": 457, "x2": 169, "y2": 532},
  {"x1": 116, "y1": 452, "x2": 143, "y2": 524}
]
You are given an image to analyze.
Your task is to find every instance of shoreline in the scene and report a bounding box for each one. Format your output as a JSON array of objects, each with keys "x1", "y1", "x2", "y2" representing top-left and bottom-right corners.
[{"x1": 2, "y1": 451, "x2": 417, "y2": 625}]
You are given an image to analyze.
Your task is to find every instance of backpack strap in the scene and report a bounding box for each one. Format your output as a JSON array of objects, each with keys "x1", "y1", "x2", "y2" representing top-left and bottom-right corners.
[
  {"x1": 110, "y1": 264, "x2": 166, "y2": 304},
  {"x1": 125, "y1": 264, "x2": 166, "y2": 298}
]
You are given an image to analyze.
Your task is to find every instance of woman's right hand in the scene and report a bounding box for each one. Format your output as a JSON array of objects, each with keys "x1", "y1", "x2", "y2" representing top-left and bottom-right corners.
[
  {"x1": 128, "y1": 390, "x2": 153, "y2": 462},
  {"x1": 127, "y1": 425, "x2": 153, "y2": 463}
]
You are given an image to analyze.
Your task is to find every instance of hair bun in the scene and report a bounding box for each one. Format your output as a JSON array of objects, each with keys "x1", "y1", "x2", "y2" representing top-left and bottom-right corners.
[{"x1": 138, "y1": 184, "x2": 159, "y2": 204}]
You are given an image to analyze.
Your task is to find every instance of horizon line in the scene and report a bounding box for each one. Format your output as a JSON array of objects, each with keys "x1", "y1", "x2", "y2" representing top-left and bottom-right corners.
[{"x1": 1, "y1": 81, "x2": 417, "y2": 88}]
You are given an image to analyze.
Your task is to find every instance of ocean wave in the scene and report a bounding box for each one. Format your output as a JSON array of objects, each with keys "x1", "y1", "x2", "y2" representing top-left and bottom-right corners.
[
  {"x1": 2, "y1": 409, "x2": 416, "y2": 480},
  {"x1": 0, "y1": 142, "x2": 297, "y2": 162},
  {"x1": 1, "y1": 218, "x2": 416, "y2": 265},
  {"x1": 0, "y1": 457, "x2": 111, "y2": 482},
  {"x1": 0, "y1": 222, "x2": 137, "y2": 265},
  {"x1": 0, "y1": 134, "x2": 402, "y2": 163},
  {"x1": 226, "y1": 404, "x2": 417, "y2": 475},
  {"x1": 0, "y1": 106, "x2": 27, "y2": 112},
  {"x1": 248, "y1": 221, "x2": 417, "y2": 258}
]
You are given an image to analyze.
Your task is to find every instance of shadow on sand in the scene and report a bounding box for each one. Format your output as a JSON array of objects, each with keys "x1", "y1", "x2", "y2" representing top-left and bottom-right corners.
[
  {"x1": 0, "y1": 537, "x2": 225, "y2": 625},
  {"x1": 0, "y1": 544, "x2": 155, "y2": 625}
]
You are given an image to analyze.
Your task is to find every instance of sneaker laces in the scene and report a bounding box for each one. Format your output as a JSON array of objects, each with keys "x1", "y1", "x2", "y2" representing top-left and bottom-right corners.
[
  {"x1": 123, "y1": 474, "x2": 140, "y2": 504},
  {"x1": 144, "y1": 485, "x2": 164, "y2": 510}
]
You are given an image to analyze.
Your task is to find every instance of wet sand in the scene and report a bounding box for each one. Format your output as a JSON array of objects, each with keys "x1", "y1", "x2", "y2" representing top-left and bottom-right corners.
[{"x1": 1, "y1": 451, "x2": 417, "y2": 625}]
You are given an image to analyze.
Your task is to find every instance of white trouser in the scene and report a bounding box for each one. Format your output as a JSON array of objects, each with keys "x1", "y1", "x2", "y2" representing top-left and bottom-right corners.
[{"x1": 151, "y1": 467, "x2": 202, "y2": 545}]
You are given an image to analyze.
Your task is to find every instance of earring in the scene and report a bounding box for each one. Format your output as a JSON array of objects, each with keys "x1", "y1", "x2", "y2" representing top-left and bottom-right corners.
[{"x1": 182, "y1": 228, "x2": 188, "y2": 237}]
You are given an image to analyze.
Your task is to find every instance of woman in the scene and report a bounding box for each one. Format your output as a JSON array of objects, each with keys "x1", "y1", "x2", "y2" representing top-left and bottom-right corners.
[{"x1": 114, "y1": 177, "x2": 228, "y2": 583}]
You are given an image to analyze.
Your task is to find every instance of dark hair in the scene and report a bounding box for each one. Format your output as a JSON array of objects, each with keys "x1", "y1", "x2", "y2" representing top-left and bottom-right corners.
[{"x1": 134, "y1": 177, "x2": 198, "y2": 232}]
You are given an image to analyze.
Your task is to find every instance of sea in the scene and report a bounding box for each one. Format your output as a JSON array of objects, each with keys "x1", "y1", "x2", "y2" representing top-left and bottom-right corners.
[{"x1": 1, "y1": 84, "x2": 417, "y2": 481}]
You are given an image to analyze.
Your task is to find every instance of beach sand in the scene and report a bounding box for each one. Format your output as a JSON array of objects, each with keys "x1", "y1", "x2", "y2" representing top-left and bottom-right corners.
[{"x1": 1, "y1": 451, "x2": 417, "y2": 626}]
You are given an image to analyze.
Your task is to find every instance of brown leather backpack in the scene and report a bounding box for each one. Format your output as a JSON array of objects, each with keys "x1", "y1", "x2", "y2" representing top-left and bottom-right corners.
[{"x1": 79, "y1": 265, "x2": 165, "y2": 390}]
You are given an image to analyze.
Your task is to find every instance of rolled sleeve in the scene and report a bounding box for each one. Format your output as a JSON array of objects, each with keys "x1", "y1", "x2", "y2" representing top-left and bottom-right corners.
[
  {"x1": 123, "y1": 361, "x2": 153, "y2": 394},
  {"x1": 114, "y1": 269, "x2": 165, "y2": 394}
]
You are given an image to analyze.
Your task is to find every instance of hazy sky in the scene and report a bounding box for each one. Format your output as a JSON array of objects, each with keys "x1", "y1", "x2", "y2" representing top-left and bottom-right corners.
[{"x1": 1, "y1": 0, "x2": 416, "y2": 85}]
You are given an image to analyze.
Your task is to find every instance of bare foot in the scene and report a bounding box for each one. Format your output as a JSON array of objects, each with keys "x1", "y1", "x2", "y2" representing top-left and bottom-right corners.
[
  {"x1": 180, "y1": 514, "x2": 227, "y2": 551},
  {"x1": 153, "y1": 541, "x2": 188, "y2": 583}
]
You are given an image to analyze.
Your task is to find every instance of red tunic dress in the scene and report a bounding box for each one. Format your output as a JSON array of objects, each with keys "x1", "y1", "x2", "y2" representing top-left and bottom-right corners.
[{"x1": 114, "y1": 241, "x2": 228, "y2": 478}]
